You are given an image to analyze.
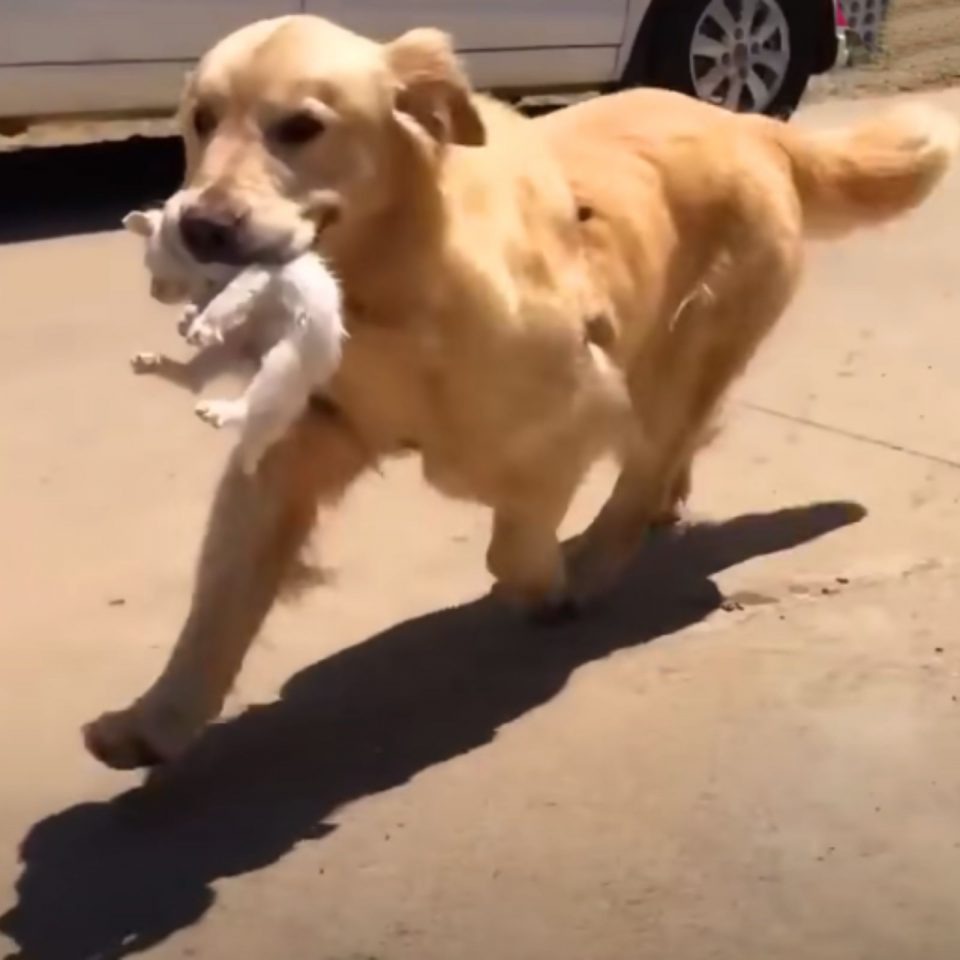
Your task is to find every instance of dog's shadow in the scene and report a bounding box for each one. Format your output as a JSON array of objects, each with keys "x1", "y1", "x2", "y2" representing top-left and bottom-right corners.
[{"x1": 0, "y1": 501, "x2": 865, "y2": 960}]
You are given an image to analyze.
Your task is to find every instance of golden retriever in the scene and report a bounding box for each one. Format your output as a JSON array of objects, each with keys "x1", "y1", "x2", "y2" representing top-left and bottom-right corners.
[{"x1": 85, "y1": 15, "x2": 958, "y2": 768}]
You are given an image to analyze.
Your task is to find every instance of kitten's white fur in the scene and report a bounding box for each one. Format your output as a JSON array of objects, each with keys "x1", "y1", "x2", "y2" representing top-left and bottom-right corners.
[{"x1": 124, "y1": 205, "x2": 346, "y2": 474}]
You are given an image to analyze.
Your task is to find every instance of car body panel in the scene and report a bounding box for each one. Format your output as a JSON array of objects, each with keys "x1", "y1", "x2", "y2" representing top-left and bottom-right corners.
[
  {"x1": 0, "y1": 0, "x2": 842, "y2": 123},
  {"x1": 303, "y1": 0, "x2": 629, "y2": 49},
  {"x1": 0, "y1": 0, "x2": 296, "y2": 66}
]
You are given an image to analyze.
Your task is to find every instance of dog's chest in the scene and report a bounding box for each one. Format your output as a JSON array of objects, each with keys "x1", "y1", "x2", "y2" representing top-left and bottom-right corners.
[{"x1": 418, "y1": 452, "x2": 483, "y2": 501}]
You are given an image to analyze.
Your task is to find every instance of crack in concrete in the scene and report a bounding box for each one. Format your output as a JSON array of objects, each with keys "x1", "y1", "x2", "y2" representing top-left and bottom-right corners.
[{"x1": 738, "y1": 400, "x2": 960, "y2": 471}]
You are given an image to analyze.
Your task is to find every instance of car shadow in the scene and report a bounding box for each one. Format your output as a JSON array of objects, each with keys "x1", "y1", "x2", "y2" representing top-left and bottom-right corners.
[
  {"x1": 0, "y1": 137, "x2": 183, "y2": 245},
  {"x1": 0, "y1": 100, "x2": 560, "y2": 248},
  {"x1": 0, "y1": 500, "x2": 865, "y2": 960}
]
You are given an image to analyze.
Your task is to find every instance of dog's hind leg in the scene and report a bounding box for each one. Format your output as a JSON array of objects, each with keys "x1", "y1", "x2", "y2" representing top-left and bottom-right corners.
[
  {"x1": 569, "y1": 209, "x2": 803, "y2": 603},
  {"x1": 647, "y1": 417, "x2": 722, "y2": 527},
  {"x1": 83, "y1": 403, "x2": 371, "y2": 769},
  {"x1": 649, "y1": 460, "x2": 692, "y2": 528}
]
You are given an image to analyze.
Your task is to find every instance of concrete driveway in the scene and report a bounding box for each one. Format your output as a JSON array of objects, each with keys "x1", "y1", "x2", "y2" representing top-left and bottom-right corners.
[{"x1": 2, "y1": 89, "x2": 960, "y2": 960}]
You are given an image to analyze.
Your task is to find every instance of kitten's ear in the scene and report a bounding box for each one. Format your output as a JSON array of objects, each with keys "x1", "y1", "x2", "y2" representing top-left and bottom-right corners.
[
  {"x1": 122, "y1": 209, "x2": 159, "y2": 237},
  {"x1": 384, "y1": 28, "x2": 485, "y2": 147}
]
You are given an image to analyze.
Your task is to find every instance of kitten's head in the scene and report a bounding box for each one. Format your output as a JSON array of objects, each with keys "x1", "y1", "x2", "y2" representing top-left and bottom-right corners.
[{"x1": 123, "y1": 207, "x2": 195, "y2": 305}]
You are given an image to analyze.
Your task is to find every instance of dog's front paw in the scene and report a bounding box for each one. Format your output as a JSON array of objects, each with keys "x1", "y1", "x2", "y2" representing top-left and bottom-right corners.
[
  {"x1": 130, "y1": 352, "x2": 164, "y2": 374},
  {"x1": 195, "y1": 398, "x2": 247, "y2": 429},
  {"x1": 562, "y1": 536, "x2": 625, "y2": 608},
  {"x1": 527, "y1": 594, "x2": 584, "y2": 627},
  {"x1": 83, "y1": 702, "x2": 197, "y2": 770}
]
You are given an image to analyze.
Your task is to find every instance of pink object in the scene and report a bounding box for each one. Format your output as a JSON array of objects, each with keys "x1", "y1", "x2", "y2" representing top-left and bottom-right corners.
[{"x1": 836, "y1": 3, "x2": 849, "y2": 28}]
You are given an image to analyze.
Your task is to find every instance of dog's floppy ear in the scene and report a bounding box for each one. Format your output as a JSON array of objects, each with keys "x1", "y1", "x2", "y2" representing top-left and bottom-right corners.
[
  {"x1": 122, "y1": 209, "x2": 160, "y2": 238},
  {"x1": 384, "y1": 28, "x2": 485, "y2": 148}
]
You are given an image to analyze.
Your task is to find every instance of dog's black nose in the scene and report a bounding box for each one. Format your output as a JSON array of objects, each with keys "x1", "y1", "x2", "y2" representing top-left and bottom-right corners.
[{"x1": 179, "y1": 207, "x2": 245, "y2": 264}]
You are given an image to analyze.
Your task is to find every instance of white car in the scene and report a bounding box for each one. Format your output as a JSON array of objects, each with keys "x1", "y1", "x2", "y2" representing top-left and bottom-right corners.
[{"x1": 0, "y1": 0, "x2": 842, "y2": 130}]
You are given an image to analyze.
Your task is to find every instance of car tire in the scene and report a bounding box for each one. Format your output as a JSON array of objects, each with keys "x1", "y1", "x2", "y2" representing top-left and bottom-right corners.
[{"x1": 639, "y1": 0, "x2": 816, "y2": 118}]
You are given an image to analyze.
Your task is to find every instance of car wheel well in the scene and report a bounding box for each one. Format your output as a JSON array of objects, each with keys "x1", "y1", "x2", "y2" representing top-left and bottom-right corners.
[
  {"x1": 621, "y1": 0, "x2": 673, "y2": 86},
  {"x1": 624, "y1": 0, "x2": 838, "y2": 87}
]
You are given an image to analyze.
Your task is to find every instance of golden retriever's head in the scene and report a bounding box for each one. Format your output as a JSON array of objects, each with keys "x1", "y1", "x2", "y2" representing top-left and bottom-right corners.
[{"x1": 171, "y1": 15, "x2": 484, "y2": 266}]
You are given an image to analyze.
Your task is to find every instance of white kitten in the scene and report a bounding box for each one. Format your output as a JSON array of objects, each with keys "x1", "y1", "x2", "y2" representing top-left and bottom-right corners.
[{"x1": 124, "y1": 203, "x2": 346, "y2": 474}]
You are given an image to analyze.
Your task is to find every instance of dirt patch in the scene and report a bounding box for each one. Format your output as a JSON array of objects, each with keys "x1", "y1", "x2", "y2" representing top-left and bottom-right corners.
[{"x1": 812, "y1": 0, "x2": 960, "y2": 99}]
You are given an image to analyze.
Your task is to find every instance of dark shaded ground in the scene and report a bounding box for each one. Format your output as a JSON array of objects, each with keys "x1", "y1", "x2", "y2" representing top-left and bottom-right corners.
[
  {"x1": 0, "y1": 136, "x2": 182, "y2": 245},
  {"x1": 0, "y1": 98, "x2": 569, "y2": 248},
  {"x1": 0, "y1": 501, "x2": 864, "y2": 960}
]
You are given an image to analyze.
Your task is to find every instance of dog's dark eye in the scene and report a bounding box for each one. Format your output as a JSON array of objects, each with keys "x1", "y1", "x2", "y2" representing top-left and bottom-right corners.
[
  {"x1": 192, "y1": 105, "x2": 217, "y2": 139},
  {"x1": 273, "y1": 112, "x2": 325, "y2": 147}
]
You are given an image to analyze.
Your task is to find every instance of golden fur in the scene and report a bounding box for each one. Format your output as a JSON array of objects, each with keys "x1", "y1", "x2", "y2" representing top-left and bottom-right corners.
[{"x1": 85, "y1": 15, "x2": 958, "y2": 768}]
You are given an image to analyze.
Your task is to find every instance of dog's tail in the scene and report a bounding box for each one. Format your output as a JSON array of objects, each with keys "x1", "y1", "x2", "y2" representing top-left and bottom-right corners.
[{"x1": 781, "y1": 102, "x2": 959, "y2": 238}]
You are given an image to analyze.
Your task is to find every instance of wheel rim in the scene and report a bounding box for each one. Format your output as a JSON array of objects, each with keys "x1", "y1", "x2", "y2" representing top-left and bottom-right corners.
[{"x1": 689, "y1": 0, "x2": 791, "y2": 113}]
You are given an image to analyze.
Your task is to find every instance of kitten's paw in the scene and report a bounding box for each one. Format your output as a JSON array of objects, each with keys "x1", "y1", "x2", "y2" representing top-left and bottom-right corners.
[
  {"x1": 131, "y1": 352, "x2": 164, "y2": 374},
  {"x1": 177, "y1": 306, "x2": 199, "y2": 338},
  {"x1": 185, "y1": 316, "x2": 225, "y2": 349},
  {"x1": 194, "y1": 398, "x2": 247, "y2": 429}
]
